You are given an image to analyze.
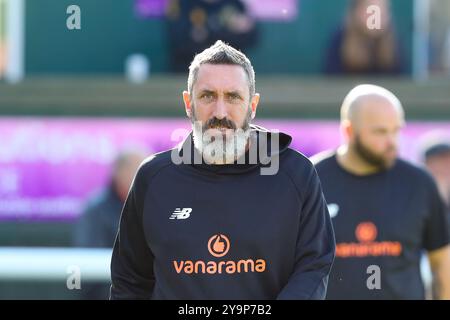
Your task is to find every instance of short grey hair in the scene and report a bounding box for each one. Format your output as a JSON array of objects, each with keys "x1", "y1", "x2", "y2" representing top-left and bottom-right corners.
[{"x1": 187, "y1": 40, "x2": 256, "y2": 97}]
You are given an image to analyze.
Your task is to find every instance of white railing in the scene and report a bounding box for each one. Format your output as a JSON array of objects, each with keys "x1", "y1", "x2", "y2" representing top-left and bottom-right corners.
[
  {"x1": 0, "y1": 247, "x2": 111, "y2": 281},
  {"x1": 0, "y1": 247, "x2": 432, "y2": 290}
]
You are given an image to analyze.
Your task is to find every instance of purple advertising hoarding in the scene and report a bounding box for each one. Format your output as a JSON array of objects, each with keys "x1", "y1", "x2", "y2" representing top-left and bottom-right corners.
[
  {"x1": 0, "y1": 117, "x2": 449, "y2": 221},
  {"x1": 135, "y1": 0, "x2": 298, "y2": 21}
]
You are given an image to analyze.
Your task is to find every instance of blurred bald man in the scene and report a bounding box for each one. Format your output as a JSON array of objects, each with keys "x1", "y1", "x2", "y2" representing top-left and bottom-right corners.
[{"x1": 312, "y1": 84, "x2": 450, "y2": 299}]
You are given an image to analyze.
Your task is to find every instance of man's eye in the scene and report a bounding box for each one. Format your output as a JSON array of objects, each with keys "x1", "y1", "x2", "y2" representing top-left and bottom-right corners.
[
  {"x1": 201, "y1": 94, "x2": 214, "y2": 100},
  {"x1": 228, "y1": 94, "x2": 241, "y2": 101}
]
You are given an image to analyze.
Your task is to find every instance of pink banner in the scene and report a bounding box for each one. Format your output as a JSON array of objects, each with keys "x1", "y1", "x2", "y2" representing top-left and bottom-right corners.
[
  {"x1": 0, "y1": 117, "x2": 449, "y2": 221},
  {"x1": 135, "y1": 0, "x2": 298, "y2": 21},
  {"x1": 242, "y1": 0, "x2": 298, "y2": 21}
]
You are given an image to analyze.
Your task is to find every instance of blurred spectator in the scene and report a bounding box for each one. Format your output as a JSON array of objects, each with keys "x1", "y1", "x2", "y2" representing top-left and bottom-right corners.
[
  {"x1": 421, "y1": 136, "x2": 450, "y2": 299},
  {"x1": 165, "y1": 0, "x2": 258, "y2": 72},
  {"x1": 73, "y1": 149, "x2": 146, "y2": 299},
  {"x1": 325, "y1": 0, "x2": 405, "y2": 75},
  {"x1": 429, "y1": 0, "x2": 450, "y2": 74},
  {"x1": 422, "y1": 139, "x2": 450, "y2": 207},
  {"x1": 0, "y1": 8, "x2": 5, "y2": 79},
  {"x1": 0, "y1": 41, "x2": 5, "y2": 78}
]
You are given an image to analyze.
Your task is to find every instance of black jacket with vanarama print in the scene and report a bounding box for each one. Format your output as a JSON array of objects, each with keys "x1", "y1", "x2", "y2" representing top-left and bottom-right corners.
[{"x1": 110, "y1": 125, "x2": 335, "y2": 300}]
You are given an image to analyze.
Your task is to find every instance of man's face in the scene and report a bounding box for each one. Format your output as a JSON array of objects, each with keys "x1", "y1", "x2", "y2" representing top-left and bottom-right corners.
[
  {"x1": 426, "y1": 152, "x2": 450, "y2": 204},
  {"x1": 350, "y1": 98, "x2": 404, "y2": 170},
  {"x1": 426, "y1": 152, "x2": 450, "y2": 181},
  {"x1": 188, "y1": 64, "x2": 254, "y2": 133},
  {"x1": 115, "y1": 153, "x2": 146, "y2": 201},
  {"x1": 183, "y1": 64, "x2": 259, "y2": 164}
]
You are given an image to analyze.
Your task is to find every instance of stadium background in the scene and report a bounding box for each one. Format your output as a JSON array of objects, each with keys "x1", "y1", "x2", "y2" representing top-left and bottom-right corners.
[{"x1": 0, "y1": 0, "x2": 449, "y2": 299}]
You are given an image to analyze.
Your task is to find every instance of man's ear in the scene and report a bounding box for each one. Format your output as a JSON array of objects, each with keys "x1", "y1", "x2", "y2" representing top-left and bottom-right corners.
[
  {"x1": 341, "y1": 119, "x2": 354, "y2": 141},
  {"x1": 250, "y1": 93, "x2": 260, "y2": 119},
  {"x1": 182, "y1": 91, "x2": 192, "y2": 118}
]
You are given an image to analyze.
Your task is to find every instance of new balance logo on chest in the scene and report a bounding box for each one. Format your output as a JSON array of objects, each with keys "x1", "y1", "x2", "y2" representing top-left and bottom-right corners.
[{"x1": 170, "y1": 208, "x2": 192, "y2": 220}]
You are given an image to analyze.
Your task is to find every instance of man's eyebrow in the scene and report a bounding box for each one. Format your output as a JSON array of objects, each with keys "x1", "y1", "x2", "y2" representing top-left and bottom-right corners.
[
  {"x1": 225, "y1": 90, "x2": 244, "y2": 96},
  {"x1": 197, "y1": 89, "x2": 216, "y2": 95},
  {"x1": 196, "y1": 89, "x2": 244, "y2": 97}
]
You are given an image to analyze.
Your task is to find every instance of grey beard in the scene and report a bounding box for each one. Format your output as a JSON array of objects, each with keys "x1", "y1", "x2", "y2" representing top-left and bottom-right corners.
[{"x1": 192, "y1": 121, "x2": 251, "y2": 164}]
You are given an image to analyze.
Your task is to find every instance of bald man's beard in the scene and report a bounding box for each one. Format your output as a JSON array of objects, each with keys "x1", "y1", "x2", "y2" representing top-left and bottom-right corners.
[
  {"x1": 191, "y1": 105, "x2": 252, "y2": 165},
  {"x1": 354, "y1": 134, "x2": 397, "y2": 170}
]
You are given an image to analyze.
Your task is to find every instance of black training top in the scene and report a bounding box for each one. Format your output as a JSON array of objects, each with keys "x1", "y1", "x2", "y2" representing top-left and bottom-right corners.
[
  {"x1": 110, "y1": 125, "x2": 335, "y2": 300},
  {"x1": 313, "y1": 151, "x2": 450, "y2": 300}
]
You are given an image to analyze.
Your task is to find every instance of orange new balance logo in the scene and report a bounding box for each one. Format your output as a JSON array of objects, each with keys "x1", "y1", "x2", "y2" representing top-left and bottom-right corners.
[
  {"x1": 336, "y1": 222, "x2": 403, "y2": 258},
  {"x1": 173, "y1": 233, "x2": 267, "y2": 275}
]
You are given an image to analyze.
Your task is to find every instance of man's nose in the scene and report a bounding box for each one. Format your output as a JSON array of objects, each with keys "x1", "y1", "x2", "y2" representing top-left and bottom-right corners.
[{"x1": 212, "y1": 98, "x2": 228, "y2": 120}]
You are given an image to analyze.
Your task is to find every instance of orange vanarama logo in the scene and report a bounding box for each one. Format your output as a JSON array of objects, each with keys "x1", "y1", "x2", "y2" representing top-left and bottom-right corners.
[
  {"x1": 208, "y1": 234, "x2": 230, "y2": 257},
  {"x1": 355, "y1": 222, "x2": 378, "y2": 242},
  {"x1": 173, "y1": 233, "x2": 266, "y2": 275},
  {"x1": 336, "y1": 221, "x2": 403, "y2": 258}
]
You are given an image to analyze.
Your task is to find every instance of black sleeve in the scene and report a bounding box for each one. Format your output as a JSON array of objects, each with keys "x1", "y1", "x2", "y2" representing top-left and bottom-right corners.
[
  {"x1": 277, "y1": 165, "x2": 336, "y2": 299},
  {"x1": 423, "y1": 175, "x2": 450, "y2": 252},
  {"x1": 110, "y1": 165, "x2": 155, "y2": 299}
]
